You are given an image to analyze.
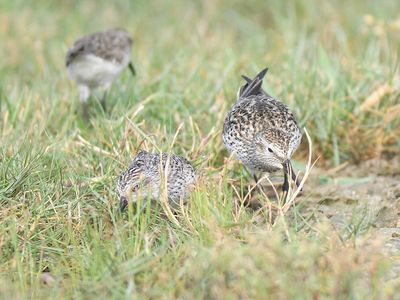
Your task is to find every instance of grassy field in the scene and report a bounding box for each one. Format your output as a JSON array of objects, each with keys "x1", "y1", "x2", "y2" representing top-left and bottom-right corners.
[{"x1": 1, "y1": 0, "x2": 400, "y2": 298}]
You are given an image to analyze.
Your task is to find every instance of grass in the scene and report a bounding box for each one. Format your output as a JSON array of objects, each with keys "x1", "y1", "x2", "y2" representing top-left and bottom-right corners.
[{"x1": 0, "y1": 0, "x2": 399, "y2": 298}]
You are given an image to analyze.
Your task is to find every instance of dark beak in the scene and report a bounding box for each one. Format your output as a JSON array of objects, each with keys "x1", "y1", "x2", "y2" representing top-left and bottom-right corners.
[
  {"x1": 120, "y1": 196, "x2": 128, "y2": 212},
  {"x1": 282, "y1": 160, "x2": 301, "y2": 192},
  {"x1": 128, "y1": 62, "x2": 136, "y2": 76},
  {"x1": 282, "y1": 161, "x2": 289, "y2": 192}
]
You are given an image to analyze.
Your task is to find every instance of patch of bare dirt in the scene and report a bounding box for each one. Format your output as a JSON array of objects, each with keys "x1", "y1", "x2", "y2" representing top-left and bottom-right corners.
[
  {"x1": 302, "y1": 157, "x2": 400, "y2": 278},
  {"x1": 307, "y1": 175, "x2": 400, "y2": 229}
]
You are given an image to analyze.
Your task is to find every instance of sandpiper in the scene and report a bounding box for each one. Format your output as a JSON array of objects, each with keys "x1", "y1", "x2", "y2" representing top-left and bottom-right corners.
[
  {"x1": 66, "y1": 28, "x2": 135, "y2": 119},
  {"x1": 222, "y1": 67, "x2": 302, "y2": 192},
  {"x1": 117, "y1": 150, "x2": 197, "y2": 211}
]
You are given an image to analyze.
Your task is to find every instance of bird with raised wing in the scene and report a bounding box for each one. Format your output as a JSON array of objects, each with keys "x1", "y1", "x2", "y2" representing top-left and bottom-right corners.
[{"x1": 222, "y1": 67, "x2": 302, "y2": 193}]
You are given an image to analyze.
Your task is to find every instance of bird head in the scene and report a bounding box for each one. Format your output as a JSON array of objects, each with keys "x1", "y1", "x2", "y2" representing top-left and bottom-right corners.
[
  {"x1": 117, "y1": 150, "x2": 156, "y2": 210},
  {"x1": 252, "y1": 129, "x2": 301, "y2": 190},
  {"x1": 252, "y1": 129, "x2": 290, "y2": 171}
]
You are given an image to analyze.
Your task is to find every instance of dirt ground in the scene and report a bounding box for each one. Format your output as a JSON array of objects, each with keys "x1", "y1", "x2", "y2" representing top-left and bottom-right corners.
[
  {"x1": 300, "y1": 157, "x2": 400, "y2": 279},
  {"x1": 245, "y1": 156, "x2": 400, "y2": 280},
  {"x1": 306, "y1": 157, "x2": 400, "y2": 228}
]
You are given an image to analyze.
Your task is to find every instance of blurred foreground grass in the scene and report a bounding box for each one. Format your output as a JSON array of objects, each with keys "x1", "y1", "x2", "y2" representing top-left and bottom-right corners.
[{"x1": 0, "y1": 0, "x2": 399, "y2": 298}]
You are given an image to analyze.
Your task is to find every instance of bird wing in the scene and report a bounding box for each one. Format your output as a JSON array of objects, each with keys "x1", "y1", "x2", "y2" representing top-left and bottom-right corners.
[
  {"x1": 238, "y1": 67, "x2": 272, "y2": 99},
  {"x1": 65, "y1": 30, "x2": 132, "y2": 66}
]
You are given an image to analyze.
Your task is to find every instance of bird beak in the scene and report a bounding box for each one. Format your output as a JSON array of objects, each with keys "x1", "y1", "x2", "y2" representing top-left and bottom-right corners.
[
  {"x1": 282, "y1": 160, "x2": 289, "y2": 192},
  {"x1": 128, "y1": 62, "x2": 136, "y2": 76},
  {"x1": 282, "y1": 160, "x2": 301, "y2": 191},
  {"x1": 120, "y1": 196, "x2": 128, "y2": 212}
]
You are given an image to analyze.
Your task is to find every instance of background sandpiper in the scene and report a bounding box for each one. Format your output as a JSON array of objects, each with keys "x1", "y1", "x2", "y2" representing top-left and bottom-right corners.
[
  {"x1": 66, "y1": 28, "x2": 135, "y2": 119},
  {"x1": 222, "y1": 67, "x2": 302, "y2": 192}
]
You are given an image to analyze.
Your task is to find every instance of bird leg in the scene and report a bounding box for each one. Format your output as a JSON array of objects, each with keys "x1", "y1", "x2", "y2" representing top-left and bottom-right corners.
[
  {"x1": 288, "y1": 161, "x2": 301, "y2": 188},
  {"x1": 253, "y1": 173, "x2": 270, "y2": 198},
  {"x1": 100, "y1": 92, "x2": 107, "y2": 112},
  {"x1": 253, "y1": 174, "x2": 263, "y2": 191},
  {"x1": 128, "y1": 62, "x2": 136, "y2": 76},
  {"x1": 100, "y1": 86, "x2": 110, "y2": 112},
  {"x1": 253, "y1": 174, "x2": 259, "y2": 185},
  {"x1": 78, "y1": 85, "x2": 90, "y2": 121},
  {"x1": 80, "y1": 103, "x2": 89, "y2": 121},
  {"x1": 119, "y1": 196, "x2": 128, "y2": 212}
]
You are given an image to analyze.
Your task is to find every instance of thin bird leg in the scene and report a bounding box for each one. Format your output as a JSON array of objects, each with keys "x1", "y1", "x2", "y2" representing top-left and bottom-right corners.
[
  {"x1": 288, "y1": 161, "x2": 301, "y2": 189},
  {"x1": 252, "y1": 173, "x2": 268, "y2": 197},
  {"x1": 128, "y1": 62, "x2": 136, "y2": 76},
  {"x1": 100, "y1": 90, "x2": 108, "y2": 112},
  {"x1": 243, "y1": 167, "x2": 259, "y2": 187},
  {"x1": 81, "y1": 102, "x2": 89, "y2": 121},
  {"x1": 120, "y1": 196, "x2": 128, "y2": 212},
  {"x1": 78, "y1": 85, "x2": 90, "y2": 121},
  {"x1": 253, "y1": 174, "x2": 259, "y2": 185}
]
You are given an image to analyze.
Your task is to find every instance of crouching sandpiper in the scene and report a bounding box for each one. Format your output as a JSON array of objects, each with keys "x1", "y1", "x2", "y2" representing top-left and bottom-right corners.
[
  {"x1": 66, "y1": 28, "x2": 135, "y2": 119},
  {"x1": 117, "y1": 150, "x2": 197, "y2": 211},
  {"x1": 222, "y1": 67, "x2": 302, "y2": 192}
]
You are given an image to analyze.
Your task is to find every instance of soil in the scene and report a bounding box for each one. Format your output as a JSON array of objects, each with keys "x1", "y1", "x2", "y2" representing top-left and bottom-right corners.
[
  {"x1": 301, "y1": 157, "x2": 400, "y2": 279},
  {"x1": 243, "y1": 156, "x2": 400, "y2": 278}
]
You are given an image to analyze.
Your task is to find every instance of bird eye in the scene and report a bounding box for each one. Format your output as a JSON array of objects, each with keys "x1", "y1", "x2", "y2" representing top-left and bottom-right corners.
[{"x1": 268, "y1": 147, "x2": 273, "y2": 153}]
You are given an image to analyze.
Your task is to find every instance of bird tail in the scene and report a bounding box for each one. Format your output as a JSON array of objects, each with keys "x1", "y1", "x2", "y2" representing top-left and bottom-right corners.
[{"x1": 238, "y1": 67, "x2": 269, "y2": 98}]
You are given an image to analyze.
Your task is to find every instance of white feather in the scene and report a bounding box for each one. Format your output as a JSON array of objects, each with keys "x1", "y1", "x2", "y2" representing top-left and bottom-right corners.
[{"x1": 67, "y1": 54, "x2": 129, "y2": 89}]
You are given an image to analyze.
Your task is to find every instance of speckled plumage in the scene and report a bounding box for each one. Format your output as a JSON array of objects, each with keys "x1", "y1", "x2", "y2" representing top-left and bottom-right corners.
[
  {"x1": 117, "y1": 151, "x2": 196, "y2": 210},
  {"x1": 222, "y1": 68, "x2": 301, "y2": 190},
  {"x1": 66, "y1": 28, "x2": 135, "y2": 118},
  {"x1": 66, "y1": 28, "x2": 133, "y2": 68}
]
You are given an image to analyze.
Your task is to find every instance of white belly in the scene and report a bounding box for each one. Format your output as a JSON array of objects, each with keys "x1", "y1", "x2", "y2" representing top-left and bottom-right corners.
[{"x1": 67, "y1": 54, "x2": 128, "y2": 88}]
